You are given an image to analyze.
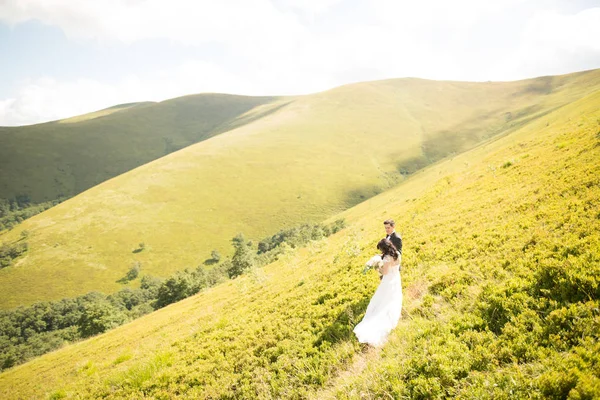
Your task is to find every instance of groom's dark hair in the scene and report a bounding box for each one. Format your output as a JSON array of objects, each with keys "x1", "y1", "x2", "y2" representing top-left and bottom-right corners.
[{"x1": 383, "y1": 219, "x2": 395, "y2": 227}]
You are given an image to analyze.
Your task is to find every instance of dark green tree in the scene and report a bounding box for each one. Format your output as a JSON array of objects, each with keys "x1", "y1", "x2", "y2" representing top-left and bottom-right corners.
[
  {"x1": 154, "y1": 268, "x2": 207, "y2": 308},
  {"x1": 125, "y1": 262, "x2": 141, "y2": 280},
  {"x1": 77, "y1": 300, "x2": 127, "y2": 337},
  {"x1": 227, "y1": 234, "x2": 255, "y2": 278}
]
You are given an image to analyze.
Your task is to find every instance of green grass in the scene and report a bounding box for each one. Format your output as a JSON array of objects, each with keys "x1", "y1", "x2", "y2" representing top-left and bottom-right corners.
[
  {"x1": 0, "y1": 80, "x2": 598, "y2": 399},
  {"x1": 1, "y1": 70, "x2": 600, "y2": 309},
  {"x1": 321, "y1": 90, "x2": 600, "y2": 399},
  {"x1": 0, "y1": 94, "x2": 281, "y2": 203}
]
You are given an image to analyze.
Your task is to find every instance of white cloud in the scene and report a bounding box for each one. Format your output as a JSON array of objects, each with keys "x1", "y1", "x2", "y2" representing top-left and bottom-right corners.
[
  {"x1": 0, "y1": 1, "x2": 599, "y2": 125},
  {"x1": 0, "y1": 61, "x2": 259, "y2": 126},
  {"x1": 521, "y1": 8, "x2": 600, "y2": 53},
  {"x1": 490, "y1": 7, "x2": 600, "y2": 80},
  {"x1": 0, "y1": 0, "x2": 307, "y2": 46},
  {"x1": 276, "y1": 0, "x2": 344, "y2": 21},
  {"x1": 0, "y1": 77, "x2": 124, "y2": 126}
]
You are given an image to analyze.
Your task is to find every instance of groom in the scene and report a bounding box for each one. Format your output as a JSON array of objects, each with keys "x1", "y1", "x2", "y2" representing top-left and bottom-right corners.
[
  {"x1": 378, "y1": 219, "x2": 402, "y2": 280},
  {"x1": 383, "y1": 219, "x2": 402, "y2": 255}
]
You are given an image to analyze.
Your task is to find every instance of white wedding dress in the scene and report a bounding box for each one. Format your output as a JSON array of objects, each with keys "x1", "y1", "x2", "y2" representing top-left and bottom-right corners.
[{"x1": 353, "y1": 254, "x2": 403, "y2": 347}]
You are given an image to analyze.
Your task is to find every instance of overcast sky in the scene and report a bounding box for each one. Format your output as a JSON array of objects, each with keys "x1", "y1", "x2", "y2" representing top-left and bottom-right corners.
[{"x1": 0, "y1": 0, "x2": 599, "y2": 126}]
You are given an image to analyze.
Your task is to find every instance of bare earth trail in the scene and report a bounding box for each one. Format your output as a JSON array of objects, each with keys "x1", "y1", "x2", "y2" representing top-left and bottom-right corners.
[{"x1": 309, "y1": 344, "x2": 383, "y2": 400}]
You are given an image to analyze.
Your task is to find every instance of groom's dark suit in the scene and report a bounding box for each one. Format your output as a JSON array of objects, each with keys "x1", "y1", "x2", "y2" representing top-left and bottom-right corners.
[{"x1": 386, "y1": 231, "x2": 402, "y2": 254}]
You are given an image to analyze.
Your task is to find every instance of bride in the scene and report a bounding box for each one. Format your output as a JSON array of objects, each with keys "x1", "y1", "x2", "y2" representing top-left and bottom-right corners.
[{"x1": 353, "y1": 238, "x2": 403, "y2": 347}]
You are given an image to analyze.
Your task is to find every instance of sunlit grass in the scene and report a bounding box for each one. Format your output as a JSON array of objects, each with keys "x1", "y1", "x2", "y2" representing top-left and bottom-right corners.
[{"x1": 0, "y1": 81, "x2": 598, "y2": 399}]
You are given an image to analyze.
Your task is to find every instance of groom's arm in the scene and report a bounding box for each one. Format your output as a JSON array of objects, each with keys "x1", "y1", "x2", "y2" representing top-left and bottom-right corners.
[{"x1": 392, "y1": 233, "x2": 402, "y2": 253}]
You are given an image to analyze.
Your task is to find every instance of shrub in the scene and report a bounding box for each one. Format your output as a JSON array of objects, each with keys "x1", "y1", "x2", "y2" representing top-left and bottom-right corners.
[
  {"x1": 78, "y1": 300, "x2": 127, "y2": 337},
  {"x1": 0, "y1": 241, "x2": 28, "y2": 268}
]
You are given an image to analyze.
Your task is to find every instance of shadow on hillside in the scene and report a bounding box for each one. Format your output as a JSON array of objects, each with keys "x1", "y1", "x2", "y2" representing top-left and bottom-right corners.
[
  {"x1": 212, "y1": 99, "x2": 294, "y2": 135},
  {"x1": 516, "y1": 75, "x2": 554, "y2": 96},
  {"x1": 115, "y1": 275, "x2": 133, "y2": 284},
  {"x1": 396, "y1": 103, "x2": 563, "y2": 178},
  {"x1": 339, "y1": 102, "x2": 566, "y2": 212},
  {"x1": 342, "y1": 184, "x2": 386, "y2": 209},
  {"x1": 313, "y1": 297, "x2": 371, "y2": 347}
]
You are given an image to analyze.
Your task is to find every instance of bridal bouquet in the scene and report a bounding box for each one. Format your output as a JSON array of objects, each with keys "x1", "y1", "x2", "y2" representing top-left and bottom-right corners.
[{"x1": 363, "y1": 254, "x2": 383, "y2": 275}]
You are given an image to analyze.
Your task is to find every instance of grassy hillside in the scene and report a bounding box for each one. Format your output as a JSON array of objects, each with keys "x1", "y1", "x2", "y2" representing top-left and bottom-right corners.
[
  {"x1": 0, "y1": 94, "x2": 282, "y2": 203},
  {"x1": 0, "y1": 79, "x2": 598, "y2": 399},
  {"x1": 1, "y1": 70, "x2": 600, "y2": 310}
]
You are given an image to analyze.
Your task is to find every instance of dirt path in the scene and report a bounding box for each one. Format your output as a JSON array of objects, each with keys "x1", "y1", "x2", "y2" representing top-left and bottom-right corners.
[{"x1": 308, "y1": 344, "x2": 382, "y2": 400}]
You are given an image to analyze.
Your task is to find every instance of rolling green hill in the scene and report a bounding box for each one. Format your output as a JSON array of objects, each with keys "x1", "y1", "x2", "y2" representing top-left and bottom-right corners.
[
  {"x1": 0, "y1": 94, "x2": 282, "y2": 203},
  {"x1": 0, "y1": 76, "x2": 598, "y2": 399},
  {"x1": 0, "y1": 70, "x2": 599, "y2": 310}
]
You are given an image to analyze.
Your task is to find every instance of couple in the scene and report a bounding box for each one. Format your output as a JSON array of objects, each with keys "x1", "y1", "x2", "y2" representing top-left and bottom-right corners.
[{"x1": 353, "y1": 219, "x2": 403, "y2": 347}]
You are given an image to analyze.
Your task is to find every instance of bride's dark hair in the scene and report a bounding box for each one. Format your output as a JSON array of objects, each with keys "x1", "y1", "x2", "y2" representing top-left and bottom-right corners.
[{"x1": 377, "y1": 238, "x2": 399, "y2": 260}]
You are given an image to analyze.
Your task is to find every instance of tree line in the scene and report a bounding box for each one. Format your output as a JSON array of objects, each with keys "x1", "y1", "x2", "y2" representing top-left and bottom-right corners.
[
  {"x1": 0, "y1": 196, "x2": 67, "y2": 232},
  {"x1": 0, "y1": 219, "x2": 345, "y2": 371}
]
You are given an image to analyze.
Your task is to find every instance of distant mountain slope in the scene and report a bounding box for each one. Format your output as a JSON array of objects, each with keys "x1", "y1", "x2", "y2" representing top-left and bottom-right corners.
[
  {"x1": 0, "y1": 69, "x2": 599, "y2": 309},
  {"x1": 0, "y1": 94, "x2": 283, "y2": 203},
  {"x1": 1, "y1": 79, "x2": 598, "y2": 400}
]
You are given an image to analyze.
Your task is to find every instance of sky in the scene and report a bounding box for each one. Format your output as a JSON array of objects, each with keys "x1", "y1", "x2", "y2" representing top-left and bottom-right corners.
[{"x1": 0, "y1": 0, "x2": 599, "y2": 126}]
